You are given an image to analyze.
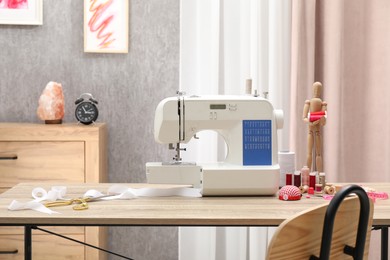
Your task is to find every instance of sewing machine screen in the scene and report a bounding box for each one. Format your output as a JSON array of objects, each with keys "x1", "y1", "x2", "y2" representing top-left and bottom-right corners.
[
  {"x1": 243, "y1": 120, "x2": 272, "y2": 165},
  {"x1": 210, "y1": 104, "x2": 226, "y2": 110}
]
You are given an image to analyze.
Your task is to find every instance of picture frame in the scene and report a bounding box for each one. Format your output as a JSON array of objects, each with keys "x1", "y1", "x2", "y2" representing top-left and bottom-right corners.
[
  {"x1": 84, "y1": 0, "x2": 129, "y2": 53},
  {"x1": 0, "y1": 0, "x2": 43, "y2": 25}
]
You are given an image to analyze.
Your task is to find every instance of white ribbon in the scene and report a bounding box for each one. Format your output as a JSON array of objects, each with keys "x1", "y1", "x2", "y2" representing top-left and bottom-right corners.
[
  {"x1": 8, "y1": 186, "x2": 68, "y2": 214},
  {"x1": 8, "y1": 185, "x2": 202, "y2": 214},
  {"x1": 32, "y1": 186, "x2": 67, "y2": 202},
  {"x1": 8, "y1": 200, "x2": 58, "y2": 214}
]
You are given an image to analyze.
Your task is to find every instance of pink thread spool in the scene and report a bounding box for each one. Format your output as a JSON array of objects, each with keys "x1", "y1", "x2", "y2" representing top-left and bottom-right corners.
[
  {"x1": 315, "y1": 184, "x2": 323, "y2": 194},
  {"x1": 301, "y1": 166, "x2": 310, "y2": 186},
  {"x1": 309, "y1": 111, "x2": 327, "y2": 122}
]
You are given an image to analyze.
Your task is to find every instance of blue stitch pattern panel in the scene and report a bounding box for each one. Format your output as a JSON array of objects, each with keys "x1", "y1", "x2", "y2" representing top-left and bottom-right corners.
[{"x1": 243, "y1": 120, "x2": 272, "y2": 165}]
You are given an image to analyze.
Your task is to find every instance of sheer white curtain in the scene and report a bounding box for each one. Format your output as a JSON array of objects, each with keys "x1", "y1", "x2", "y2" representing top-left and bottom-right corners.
[{"x1": 179, "y1": 0, "x2": 291, "y2": 259}]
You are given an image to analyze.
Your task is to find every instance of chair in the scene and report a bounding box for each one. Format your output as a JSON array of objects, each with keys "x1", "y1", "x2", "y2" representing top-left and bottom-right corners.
[{"x1": 266, "y1": 185, "x2": 374, "y2": 260}]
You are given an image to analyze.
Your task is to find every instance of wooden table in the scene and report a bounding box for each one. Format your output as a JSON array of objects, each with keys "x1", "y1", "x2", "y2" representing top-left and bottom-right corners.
[{"x1": 0, "y1": 182, "x2": 389, "y2": 259}]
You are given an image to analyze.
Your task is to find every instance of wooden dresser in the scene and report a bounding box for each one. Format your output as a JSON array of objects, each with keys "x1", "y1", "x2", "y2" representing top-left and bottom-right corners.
[{"x1": 0, "y1": 123, "x2": 108, "y2": 259}]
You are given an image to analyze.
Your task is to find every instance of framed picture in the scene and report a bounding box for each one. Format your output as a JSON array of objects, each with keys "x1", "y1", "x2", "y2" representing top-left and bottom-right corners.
[
  {"x1": 0, "y1": 0, "x2": 42, "y2": 25},
  {"x1": 84, "y1": 0, "x2": 129, "y2": 53}
]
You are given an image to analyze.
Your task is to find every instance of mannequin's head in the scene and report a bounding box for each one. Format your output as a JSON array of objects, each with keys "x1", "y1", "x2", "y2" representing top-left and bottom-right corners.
[{"x1": 313, "y1": 82, "x2": 322, "y2": 98}]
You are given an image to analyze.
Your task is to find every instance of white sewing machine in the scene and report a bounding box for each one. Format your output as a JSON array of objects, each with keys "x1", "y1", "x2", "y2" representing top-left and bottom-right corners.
[{"x1": 146, "y1": 94, "x2": 284, "y2": 196}]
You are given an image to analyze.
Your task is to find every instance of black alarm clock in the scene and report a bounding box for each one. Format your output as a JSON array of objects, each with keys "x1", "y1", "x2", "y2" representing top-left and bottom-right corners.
[{"x1": 75, "y1": 93, "x2": 99, "y2": 125}]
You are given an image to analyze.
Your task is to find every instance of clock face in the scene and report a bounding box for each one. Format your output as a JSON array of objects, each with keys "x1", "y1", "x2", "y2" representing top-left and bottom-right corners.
[{"x1": 75, "y1": 102, "x2": 98, "y2": 125}]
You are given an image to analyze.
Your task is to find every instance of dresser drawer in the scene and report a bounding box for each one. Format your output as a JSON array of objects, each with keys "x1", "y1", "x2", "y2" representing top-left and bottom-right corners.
[
  {"x1": 0, "y1": 142, "x2": 85, "y2": 188},
  {"x1": 0, "y1": 233, "x2": 85, "y2": 259}
]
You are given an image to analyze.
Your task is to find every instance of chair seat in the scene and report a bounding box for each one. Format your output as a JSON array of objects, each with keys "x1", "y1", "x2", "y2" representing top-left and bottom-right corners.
[{"x1": 266, "y1": 194, "x2": 373, "y2": 260}]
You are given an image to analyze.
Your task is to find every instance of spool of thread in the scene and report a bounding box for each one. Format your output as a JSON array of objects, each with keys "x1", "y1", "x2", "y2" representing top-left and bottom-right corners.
[
  {"x1": 326, "y1": 183, "x2": 333, "y2": 188},
  {"x1": 299, "y1": 185, "x2": 309, "y2": 194},
  {"x1": 301, "y1": 166, "x2": 310, "y2": 186},
  {"x1": 308, "y1": 187, "x2": 314, "y2": 195},
  {"x1": 310, "y1": 111, "x2": 326, "y2": 116},
  {"x1": 319, "y1": 172, "x2": 326, "y2": 189},
  {"x1": 294, "y1": 171, "x2": 301, "y2": 187},
  {"x1": 309, "y1": 172, "x2": 316, "y2": 189},
  {"x1": 309, "y1": 115, "x2": 323, "y2": 122},
  {"x1": 315, "y1": 184, "x2": 323, "y2": 194},
  {"x1": 309, "y1": 111, "x2": 327, "y2": 122},
  {"x1": 286, "y1": 173, "x2": 292, "y2": 185},
  {"x1": 324, "y1": 185, "x2": 335, "y2": 195}
]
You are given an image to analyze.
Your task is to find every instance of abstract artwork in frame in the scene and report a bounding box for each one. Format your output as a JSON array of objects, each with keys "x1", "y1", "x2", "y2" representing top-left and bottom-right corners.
[
  {"x1": 0, "y1": 0, "x2": 42, "y2": 25},
  {"x1": 84, "y1": 0, "x2": 129, "y2": 53}
]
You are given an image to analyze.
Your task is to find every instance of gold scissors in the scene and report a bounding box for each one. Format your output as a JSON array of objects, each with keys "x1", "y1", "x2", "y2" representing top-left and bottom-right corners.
[{"x1": 44, "y1": 195, "x2": 113, "y2": 210}]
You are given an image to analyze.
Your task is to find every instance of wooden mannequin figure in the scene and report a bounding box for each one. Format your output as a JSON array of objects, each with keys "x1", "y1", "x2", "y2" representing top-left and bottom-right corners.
[{"x1": 302, "y1": 82, "x2": 327, "y2": 172}]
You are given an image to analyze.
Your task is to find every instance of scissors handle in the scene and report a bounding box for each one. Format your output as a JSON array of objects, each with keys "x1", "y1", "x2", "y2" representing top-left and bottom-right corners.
[
  {"x1": 44, "y1": 195, "x2": 110, "y2": 210},
  {"x1": 73, "y1": 199, "x2": 89, "y2": 210},
  {"x1": 45, "y1": 199, "x2": 76, "y2": 207},
  {"x1": 45, "y1": 198, "x2": 91, "y2": 210}
]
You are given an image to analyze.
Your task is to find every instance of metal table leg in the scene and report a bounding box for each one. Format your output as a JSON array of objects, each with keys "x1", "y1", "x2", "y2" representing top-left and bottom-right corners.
[
  {"x1": 25, "y1": 225, "x2": 32, "y2": 260},
  {"x1": 382, "y1": 227, "x2": 388, "y2": 260}
]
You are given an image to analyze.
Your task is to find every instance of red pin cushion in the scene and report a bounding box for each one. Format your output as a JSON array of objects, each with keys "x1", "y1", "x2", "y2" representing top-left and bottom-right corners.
[{"x1": 278, "y1": 185, "x2": 302, "y2": 201}]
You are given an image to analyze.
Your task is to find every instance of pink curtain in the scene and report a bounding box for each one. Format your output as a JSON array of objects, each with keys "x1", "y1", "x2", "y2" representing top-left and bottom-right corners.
[
  {"x1": 290, "y1": 1, "x2": 390, "y2": 258},
  {"x1": 291, "y1": 0, "x2": 390, "y2": 183}
]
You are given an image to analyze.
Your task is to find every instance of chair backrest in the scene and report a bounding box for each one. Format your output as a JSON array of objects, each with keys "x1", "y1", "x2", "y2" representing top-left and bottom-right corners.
[{"x1": 266, "y1": 185, "x2": 374, "y2": 260}]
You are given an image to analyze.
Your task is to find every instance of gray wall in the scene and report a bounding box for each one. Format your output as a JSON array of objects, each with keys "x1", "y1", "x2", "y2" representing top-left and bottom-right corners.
[{"x1": 0, "y1": 0, "x2": 179, "y2": 259}]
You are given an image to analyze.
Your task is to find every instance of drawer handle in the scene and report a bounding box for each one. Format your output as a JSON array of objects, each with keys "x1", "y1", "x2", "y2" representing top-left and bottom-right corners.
[
  {"x1": 0, "y1": 249, "x2": 18, "y2": 254},
  {"x1": 0, "y1": 154, "x2": 18, "y2": 160}
]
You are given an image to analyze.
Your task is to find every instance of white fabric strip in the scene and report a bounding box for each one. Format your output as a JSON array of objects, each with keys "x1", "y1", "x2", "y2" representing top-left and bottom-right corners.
[
  {"x1": 8, "y1": 186, "x2": 68, "y2": 214},
  {"x1": 8, "y1": 200, "x2": 59, "y2": 214},
  {"x1": 32, "y1": 186, "x2": 68, "y2": 202},
  {"x1": 8, "y1": 185, "x2": 202, "y2": 214}
]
